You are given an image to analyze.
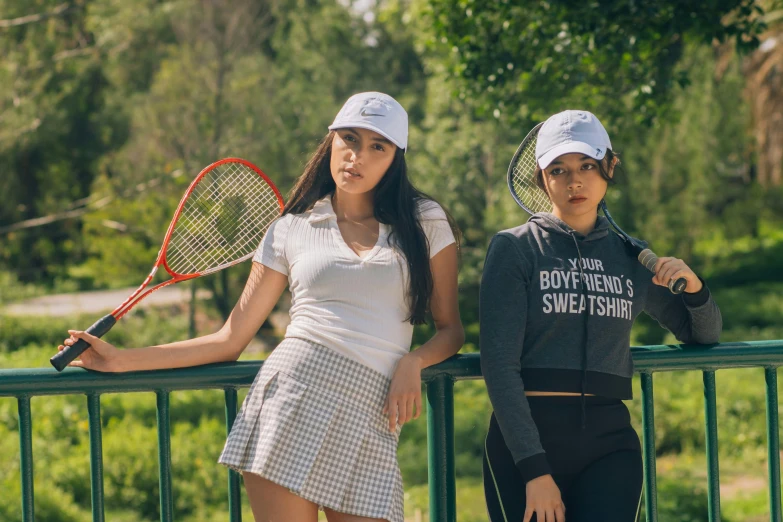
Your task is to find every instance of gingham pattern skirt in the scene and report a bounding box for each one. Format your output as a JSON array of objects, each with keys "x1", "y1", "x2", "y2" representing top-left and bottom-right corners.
[{"x1": 219, "y1": 338, "x2": 404, "y2": 522}]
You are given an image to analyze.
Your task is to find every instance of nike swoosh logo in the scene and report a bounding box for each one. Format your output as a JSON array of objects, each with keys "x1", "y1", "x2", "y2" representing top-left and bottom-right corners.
[{"x1": 360, "y1": 109, "x2": 385, "y2": 117}]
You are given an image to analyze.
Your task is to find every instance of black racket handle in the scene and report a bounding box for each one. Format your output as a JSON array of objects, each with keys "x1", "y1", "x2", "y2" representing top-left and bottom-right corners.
[
  {"x1": 638, "y1": 249, "x2": 688, "y2": 294},
  {"x1": 50, "y1": 314, "x2": 117, "y2": 371}
]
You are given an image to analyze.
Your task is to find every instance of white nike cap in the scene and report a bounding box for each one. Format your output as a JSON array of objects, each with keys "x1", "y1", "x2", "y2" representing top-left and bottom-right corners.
[
  {"x1": 328, "y1": 92, "x2": 408, "y2": 151},
  {"x1": 535, "y1": 110, "x2": 612, "y2": 170}
]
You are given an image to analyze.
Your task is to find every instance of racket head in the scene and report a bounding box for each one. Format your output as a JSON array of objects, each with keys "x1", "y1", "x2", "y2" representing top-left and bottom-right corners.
[
  {"x1": 160, "y1": 158, "x2": 284, "y2": 277},
  {"x1": 507, "y1": 122, "x2": 551, "y2": 216}
]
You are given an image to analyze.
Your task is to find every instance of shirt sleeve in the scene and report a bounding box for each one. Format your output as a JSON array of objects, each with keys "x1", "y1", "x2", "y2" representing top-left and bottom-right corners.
[
  {"x1": 417, "y1": 199, "x2": 456, "y2": 259},
  {"x1": 252, "y1": 215, "x2": 291, "y2": 275},
  {"x1": 643, "y1": 277, "x2": 723, "y2": 344},
  {"x1": 479, "y1": 233, "x2": 552, "y2": 482}
]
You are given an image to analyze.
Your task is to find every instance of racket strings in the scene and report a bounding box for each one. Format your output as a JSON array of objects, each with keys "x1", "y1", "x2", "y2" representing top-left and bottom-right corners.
[
  {"x1": 181, "y1": 163, "x2": 280, "y2": 267},
  {"x1": 166, "y1": 162, "x2": 281, "y2": 275},
  {"x1": 509, "y1": 131, "x2": 553, "y2": 214},
  {"x1": 169, "y1": 169, "x2": 279, "y2": 273},
  {"x1": 180, "y1": 172, "x2": 276, "y2": 248}
]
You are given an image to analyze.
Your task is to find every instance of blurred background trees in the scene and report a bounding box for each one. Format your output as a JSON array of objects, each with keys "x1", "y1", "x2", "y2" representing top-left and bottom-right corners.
[{"x1": 1, "y1": 0, "x2": 782, "y2": 520}]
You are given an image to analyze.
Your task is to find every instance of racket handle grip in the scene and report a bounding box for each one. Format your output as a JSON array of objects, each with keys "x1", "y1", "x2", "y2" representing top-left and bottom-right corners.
[
  {"x1": 50, "y1": 314, "x2": 117, "y2": 372},
  {"x1": 638, "y1": 249, "x2": 687, "y2": 295}
]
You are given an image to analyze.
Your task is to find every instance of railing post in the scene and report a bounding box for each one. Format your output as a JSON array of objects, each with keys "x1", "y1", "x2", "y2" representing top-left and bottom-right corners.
[
  {"x1": 18, "y1": 395, "x2": 34, "y2": 522},
  {"x1": 703, "y1": 371, "x2": 721, "y2": 522},
  {"x1": 640, "y1": 372, "x2": 658, "y2": 522},
  {"x1": 765, "y1": 368, "x2": 782, "y2": 522},
  {"x1": 427, "y1": 374, "x2": 456, "y2": 522},
  {"x1": 156, "y1": 390, "x2": 173, "y2": 522},
  {"x1": 87, "y1": 393, "x2": 105, "y2": 522},
  {"x1": 225, "y1": 388, "x2": 242, "y2": 522}
]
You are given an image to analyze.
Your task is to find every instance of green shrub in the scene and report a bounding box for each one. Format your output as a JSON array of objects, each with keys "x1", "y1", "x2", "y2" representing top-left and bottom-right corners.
[
  {"x1": 640, "y1": 474, "x2": 716, "y2": 522},
  {"x1": 628, "y1": 368, "x2": 777, "y2": 461},
  {"x1": 0, "y1": 307, "x2": 192, "y2": 356}
]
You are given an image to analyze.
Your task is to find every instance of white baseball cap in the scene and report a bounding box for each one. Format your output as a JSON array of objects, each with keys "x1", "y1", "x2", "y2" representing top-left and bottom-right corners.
[
  {"x1": 535, "y1": 110, "x2": 612, "y2": 170},
  {"x1": 328, "y1": 92, "x2": 408, "y2": 151}
]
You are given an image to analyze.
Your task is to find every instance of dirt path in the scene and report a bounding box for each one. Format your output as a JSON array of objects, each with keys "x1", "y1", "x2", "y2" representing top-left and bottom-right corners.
[{"x1": 3, "y1": 286, "x2": 213, "y2": 317}]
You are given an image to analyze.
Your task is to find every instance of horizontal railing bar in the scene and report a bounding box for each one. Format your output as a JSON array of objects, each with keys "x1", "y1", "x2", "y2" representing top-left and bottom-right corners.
[
  {"x1": 1, "y1": 341, "x2": 782, "y2": 397},
  {"x1": 0, "y1": 361, "x2": 262, "y2": 397},
  {"x1": 631, "y1": 341, "x2": 783, "y2": 371}
]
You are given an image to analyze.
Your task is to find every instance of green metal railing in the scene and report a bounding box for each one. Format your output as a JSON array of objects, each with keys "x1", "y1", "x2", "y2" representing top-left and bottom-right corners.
[{"x1": 1, "y1": 339, "x2": 782, "y2": 522}]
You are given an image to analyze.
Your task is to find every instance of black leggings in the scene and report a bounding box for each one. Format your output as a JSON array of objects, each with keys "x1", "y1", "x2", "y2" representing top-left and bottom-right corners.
[{"x1": 483, "y1": 396, "x2": 643, "y2": 522}]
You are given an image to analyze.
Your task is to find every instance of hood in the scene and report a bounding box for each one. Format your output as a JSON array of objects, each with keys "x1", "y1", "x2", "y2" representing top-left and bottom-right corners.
[{"x1": 528, "y1": 212, "x2": 611, "y2": 242}]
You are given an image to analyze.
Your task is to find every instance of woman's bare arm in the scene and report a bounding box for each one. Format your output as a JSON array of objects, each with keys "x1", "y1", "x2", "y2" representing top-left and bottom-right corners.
[{"x1": 61, "y1": 262, "x2": 288, "y2": 372}]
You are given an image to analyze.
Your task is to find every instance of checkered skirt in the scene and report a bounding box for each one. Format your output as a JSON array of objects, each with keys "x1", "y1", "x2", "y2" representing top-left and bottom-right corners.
[{"x1": 219, "y1": 338, "x2": 404, "y2": 522}]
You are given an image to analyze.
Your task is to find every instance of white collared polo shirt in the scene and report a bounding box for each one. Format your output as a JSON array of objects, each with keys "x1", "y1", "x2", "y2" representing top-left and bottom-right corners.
[{"x1": 254, "y1": 195, "x2": 456, "y2": 377}]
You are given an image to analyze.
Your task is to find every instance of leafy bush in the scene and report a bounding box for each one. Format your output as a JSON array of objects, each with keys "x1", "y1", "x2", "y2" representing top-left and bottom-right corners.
[
  {"x1": 641, "y1": 471, "x2": 734, "y2": 522},
  {"x1": 628, "y1": 368, "x2": 777, "y2": 461}
]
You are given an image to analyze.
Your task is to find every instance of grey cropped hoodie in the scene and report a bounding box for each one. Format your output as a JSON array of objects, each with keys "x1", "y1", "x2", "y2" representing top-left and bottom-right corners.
[{"x1": 479, "y1": 213, "x2": 722, "y2": 482}]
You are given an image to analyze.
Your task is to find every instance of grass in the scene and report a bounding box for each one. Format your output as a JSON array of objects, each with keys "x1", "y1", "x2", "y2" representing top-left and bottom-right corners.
[
  {"x1": 405, "y1": 478, "x2": 489, "y2": 522},
  {"x1": 2, "y1": 283, "x2": 782, "y2": 521},
  {"x1": 401, "y1": 455, "x2": 776, "y2": 522}
]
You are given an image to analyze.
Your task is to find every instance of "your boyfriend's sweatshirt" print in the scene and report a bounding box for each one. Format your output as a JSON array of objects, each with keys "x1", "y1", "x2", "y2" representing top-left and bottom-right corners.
[{"x1": 479, "y1": 212, "x2": 722, "y2": 481}]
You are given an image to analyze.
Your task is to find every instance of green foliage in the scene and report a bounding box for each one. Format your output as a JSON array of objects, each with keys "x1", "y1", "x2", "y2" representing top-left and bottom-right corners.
[
  {"x1": 614, "y1": 43, "x2": 775, "y2": 263},
  {"x1": 696, "y1": 222, "x2": 783, "y2": 288},
  {"x1": 715, "y1": 282, "x2": 783, "y2": 332},
  {"x1": 0, "y1": 474, "x2": 87, "y2": 522},
  {"x1": 420, "y1": 0, "x2": 765, "y2": 125},
  {"x1": 641, "y1": 473, "x2": 718, "y2": 522},
  {"x1": 0, "y1": 272, "x2": 46, "y2": 305},
  {"x1": 405, "y1": 478, "x2": 489, "y2": 522},
  {"x1": 0, "y1": 306, "x2": 191, "y2": 355},
  {"x1": 1, "y1": 1, "x2": 782, "y2": 520},
  {"x1": 721, "y1": 487, "x2": 771, "y2": 521},
  {"x1": 626, "y1": 368, "x2": 780, "y2": 461},
  {"x1": 0, "y1": 316, "x2": 84, "y2": 354},
  {"x1": 0, "y1": 0, "x2": 130, "y2": 285},
  {"x1": 398, "y1": 380, "x2": 492, "y2": 485},
  {"x1": 403, "y1": 474, "x2": 742, "y2": 522}
]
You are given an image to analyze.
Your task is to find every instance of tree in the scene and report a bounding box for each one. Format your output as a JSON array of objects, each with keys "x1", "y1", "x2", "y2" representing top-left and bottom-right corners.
[
  {"x1": 0, "y1": 0, "x2": 109, "y2": 283},
  {"x1": 0, "y1": 0, "x2": 177, "y2": 285},
  {"x1": 742, "y1": 1, "x2": 783, "y2": 187},
  {"x1": 77, "y1": 0, "x2": 427, "y2": 319},
  {"x1": 420, "y1": 0, "x2": 766, "y2": 126}
]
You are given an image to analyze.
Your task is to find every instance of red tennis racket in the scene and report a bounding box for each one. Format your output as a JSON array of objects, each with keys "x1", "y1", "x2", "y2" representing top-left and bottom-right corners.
[{"x1": 51, "y1": 158, "x2": 284, "y2": 371}]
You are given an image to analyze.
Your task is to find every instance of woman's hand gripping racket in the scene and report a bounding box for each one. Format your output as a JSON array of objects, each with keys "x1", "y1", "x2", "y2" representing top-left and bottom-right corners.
[
  {"x1": 507, "y1": 123, "x2": 687, "y2": 295},
  {"x1": 50, "y1": 158, "x2": 284, "y2": 371}
]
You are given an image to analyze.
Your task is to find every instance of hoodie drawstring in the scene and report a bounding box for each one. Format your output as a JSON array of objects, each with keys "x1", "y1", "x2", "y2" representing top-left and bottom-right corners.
[{"x1": 570, "y1": 231, "x2": 590, "y2": 431}]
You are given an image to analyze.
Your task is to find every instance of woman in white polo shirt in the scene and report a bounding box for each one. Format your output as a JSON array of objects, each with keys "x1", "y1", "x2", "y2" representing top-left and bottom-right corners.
[{"x1": 59, "y1": 92, "x2": 464, "y2": 522}]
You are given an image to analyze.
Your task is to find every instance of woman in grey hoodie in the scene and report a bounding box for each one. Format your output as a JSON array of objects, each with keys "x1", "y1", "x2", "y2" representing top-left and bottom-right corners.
[{"x1": 479, "y1": 110, "x2": 722, "y2": 522}]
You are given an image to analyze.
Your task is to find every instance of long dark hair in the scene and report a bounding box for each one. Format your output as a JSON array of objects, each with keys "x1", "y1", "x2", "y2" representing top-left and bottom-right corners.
[{"x1": 284, "y1": 131, "x2": 459, "y2": 325}]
